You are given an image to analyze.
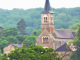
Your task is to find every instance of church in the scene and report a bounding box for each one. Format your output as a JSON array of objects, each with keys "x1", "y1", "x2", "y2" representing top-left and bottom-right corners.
[{"x1": 36, "y1": 0, "x2": 76, "y2": 51}]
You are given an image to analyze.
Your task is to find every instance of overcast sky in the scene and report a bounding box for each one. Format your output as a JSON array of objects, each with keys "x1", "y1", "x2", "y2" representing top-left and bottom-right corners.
[{"x1": 0, "y1": 0, "x2": 80, "y2": 10}]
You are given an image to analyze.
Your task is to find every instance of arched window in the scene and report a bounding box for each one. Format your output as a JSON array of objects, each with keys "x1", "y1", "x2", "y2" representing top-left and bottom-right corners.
[
  {"x1": 44, "y1": 17, "x2": 47, "y2": 22},
  {"x1": 43, "y1": 37, "x2": 48, "y2": 43}
]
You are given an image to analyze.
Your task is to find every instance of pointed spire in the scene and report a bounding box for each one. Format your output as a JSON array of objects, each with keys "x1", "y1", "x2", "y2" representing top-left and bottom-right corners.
[
  {"x1": 42, "y1": 0, "x2": 53, "y2": 13},
  {"x1": 44, "y1": 0, "x2": 51, "y2": 12}
]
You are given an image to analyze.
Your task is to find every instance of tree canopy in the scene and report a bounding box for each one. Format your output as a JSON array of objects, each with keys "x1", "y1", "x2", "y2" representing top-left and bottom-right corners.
[
  {"x1": 0, "y1": 27, "x2": 37, "y2": 53},
  {"x1": 17, "y1": 18, "x2": 27, "y2": 35},
  {"x1": 2, "y1": 45, "x2": 62, "y2": 60},
  {"x1": 70, "y1": 27, "x2": 80, "y2": 60},
  {"x1": 0, "y1": 7, "x2": 80, "y2": 35}
]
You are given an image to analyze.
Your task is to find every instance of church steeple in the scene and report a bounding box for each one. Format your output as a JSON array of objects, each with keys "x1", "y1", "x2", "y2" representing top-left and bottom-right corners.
[
  {"x1": 42, "y1": 0, "x2": 53, "y2": 13},
  {"x1": 41, "y1": 0, "x2": 54, "y2": 33}
]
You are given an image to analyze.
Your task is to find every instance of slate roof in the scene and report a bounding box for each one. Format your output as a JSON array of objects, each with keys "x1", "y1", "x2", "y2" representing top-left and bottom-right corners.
[
  {"x1": 42, "y1": 0, "x2": 54, "y2": 13},
  {"x1": 53, "y1": 29, "x2": 76, "y2": 39},
  {"x1": 55, "y1": 43, "x2": 67, "y2": 51},
  {"x1": 12, "y1": 44, "x2": 22, "y2": 48}
]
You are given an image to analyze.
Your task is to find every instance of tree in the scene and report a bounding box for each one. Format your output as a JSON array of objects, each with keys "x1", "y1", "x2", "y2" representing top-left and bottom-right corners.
[
  {"x1": 70, "y1": 27, "x2": 80, "y2": 60},
  {"x1": 2, "y1": 45, "x2": 62, "y2": 60},
  {"x1": 71, "y1": 23, "x2": 80, "y2": 30},
  {"x1": 16, "y1": 35, "x2": 27, "y2": 42},
  {"x1": 1, "y1": 54, "x2": 8, "y2": 60},
  {"x1": 76, "y1": 27, "x2": 80, "y2": 40},
  {"x1": 0, "y1": 26, "x2": 3, "y2": 38},
  {"x1": 0, "y1": 39, "x2": 8, "y2": 53},
  {"x1": 31, "y1": 29, "x2": 41, "y2": 36},
  {"x1": 7, "y1": 36, "x2": 19, "y2": 44},
  {"x1": 0, "y1": 49, "x2": 2, "y2": 60},
  {"x1": 17, "y1": 18, "x2": 27, "y2": 35},
  {"x1": 23, "y1": 36, "x2": 37, "y2": 45},
  {"x1": 2, "y1": 27, "x2": 18, "y2": 37}
]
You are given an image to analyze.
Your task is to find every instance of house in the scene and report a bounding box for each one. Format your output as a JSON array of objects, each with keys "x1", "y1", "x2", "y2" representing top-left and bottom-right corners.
[
  {"x1": 36, "y1": 0, "x2": 76, "y2": 51},
  {"x1": 3, "y1": 43, "x2": 23, "y2": 54}
]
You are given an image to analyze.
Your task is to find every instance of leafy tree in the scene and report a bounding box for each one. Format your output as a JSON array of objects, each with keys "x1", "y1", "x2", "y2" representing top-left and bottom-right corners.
[
  {"x1": 2, "y1": 45, "x2": 62, "y2": 60},
  {"x1": 16, "y1": 35, "x2": 27, "y2": 42},
  {"x1": 0, "y1": 49, "x2": 2, "y2": 60},
  {"x1": 70, "y1": 27, "x2": 80, "y2": 60},
  {"x1": 1, "y1": 54, "x2": 8, "y2": 60},
  {"x1": 71, "y1": 23, "x2": 80, "y2": 30},
  {"x1": 2, "y1": 27, "x2": 18, "y2": 37},
  {"x1": 0, "y1": 39, "x2": 8, "y2": 53},
  {"x1": 31, "y1": 29, "x2": 41, "y2": 36},
  {"x1": 23, "y1": 36, "x2": 37, "y2": 45},
  {"x1": 0, "y1": 26, "x2": 3, "y2": 37},
  {"x1": 17, "y1": 18, "x2": 27, "y2": 35},
  {"x1": 76, "y1": 27, "x2": 80, "y2": 40},
  {"x1": 0, "y1": 8, "x2": 80, "y2": 35},
  {"x1": 7, "y1": 36, "x2": 19, "y2": 44}
]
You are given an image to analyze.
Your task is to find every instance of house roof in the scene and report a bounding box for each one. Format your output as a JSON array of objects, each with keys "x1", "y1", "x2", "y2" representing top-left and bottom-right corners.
[
  {"x1": 52, "y1": 29, "x2": 76, "y2": 39},
  {"x1": 55, "y1": 43, "x2": 67, "y2": 51},
  {"x1": 41, "y1": 0, "x2": 54, "y2": 13},
  {"x1": 12, "y1": 44, "x2": 22, "y2": 48}
]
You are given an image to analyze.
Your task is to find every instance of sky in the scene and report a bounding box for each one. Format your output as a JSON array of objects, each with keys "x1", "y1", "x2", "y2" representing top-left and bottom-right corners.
[{"x1": 0, "y1": 0, "x2": 80, "y2": 10}]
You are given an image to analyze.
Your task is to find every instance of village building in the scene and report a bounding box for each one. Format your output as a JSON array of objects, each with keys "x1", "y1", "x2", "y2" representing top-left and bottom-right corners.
[
  {"x1": 3, "y1": 43, "x2": 23, "y2": 54},
  {"x1": 3, "y1": 0, "x2": 76, "y2": 59},
  {"x1": 36, "y1": 0, "x2": 76, "y2": 51}
]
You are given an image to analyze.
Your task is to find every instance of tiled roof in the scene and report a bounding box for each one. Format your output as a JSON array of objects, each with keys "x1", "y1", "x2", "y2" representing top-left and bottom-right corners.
[
  {"x1": 55, "y1": 43, "x2": 67, "y2": 51},
  {"x1": 53, "y1": 29, "x2": 76, "y2": 39}
]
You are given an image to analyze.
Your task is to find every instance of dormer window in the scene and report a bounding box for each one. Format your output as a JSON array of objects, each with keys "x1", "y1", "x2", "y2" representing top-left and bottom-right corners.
[{"x1": 44, "y1": 17, "x2": 47, "y2": 22}]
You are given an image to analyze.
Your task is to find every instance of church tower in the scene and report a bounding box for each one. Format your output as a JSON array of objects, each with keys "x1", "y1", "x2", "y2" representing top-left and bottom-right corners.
[
  {"x1": 36, "y1": 0, "x2": 55, "y2": 48},
  {"x1": 41, "y1": 0, "x2": 54, "y2": 33}
]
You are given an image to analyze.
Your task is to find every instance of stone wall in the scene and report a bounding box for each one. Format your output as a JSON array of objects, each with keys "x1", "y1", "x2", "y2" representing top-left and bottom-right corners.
[{"x1": 3, "y1": 44, "x2": 15, "y2": 54}]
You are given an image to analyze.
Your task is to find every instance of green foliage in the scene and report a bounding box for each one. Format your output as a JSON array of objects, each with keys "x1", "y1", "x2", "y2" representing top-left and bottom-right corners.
[
  {"x1": 70, "y1": 27, "x2": 80, "y2": 60},
  {"x1": 0, "y1": 8, "x2": 80, "y2": 35},
  {"x1": 0, "y1": 49, "x2": 2, "y2": 60},
  {"x1": 2, "y1": 27, "x2": 18, "y2": 37},
  {"x1": 0, "y1": 27, "x2": 38, "y2": 53},
  {"x1": 71, "y1": 23, "x2": 80, "y2": 30},
  {"x1": 31, "y1": 29, "x2": 41, "y2": 36},
  {"x1": 17, "y1": 18, "x2": 27, "y2": 35},
  {"x1": 1, "y1": 54, "x2": 8, "y2": 60},
  {"x1": 2, "y1": 45, "x2": 62, "y2": 60},
  {"x1": 76, "y1": 27, "x2": 80, "y2": 40},
  {"x1": 0, "y1": 38, "x2": 8, "y2": 52},
  {"x1": 23, "y1": 36, "x2": 37, "y2": 45},
  {"x1": 16, "y1": 35, "x2": 27, "y2": 43},
  {"x1": 7, "y1": 36, "x2": 19, "y2": 44},
  {"x1": 67, "y1": 37, "x2": 78, "y2": 51},
  {"x1": 0, "y1": 27, "x2": 19, "y2": 52}
]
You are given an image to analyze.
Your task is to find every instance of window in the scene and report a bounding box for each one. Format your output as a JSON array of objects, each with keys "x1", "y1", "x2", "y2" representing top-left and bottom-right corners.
[
  {"x1": 43, "y1": 37, "x2": 48, "y2": 43},
  {"x1": 50, "y1": 17, "x2": 53, "y2": 24},
  {"x1": 51, "y1": 17, "x2": 53, "y2": 20},
  {"x1": 44, "y1": 17, "x2": 47, "y2": 22}
]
